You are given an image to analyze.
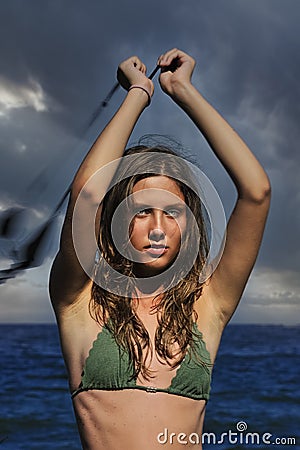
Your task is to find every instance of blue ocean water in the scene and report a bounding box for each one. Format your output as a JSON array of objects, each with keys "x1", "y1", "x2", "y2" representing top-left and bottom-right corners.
[{"x1": 0, "y1": 324, "x2": 299, "y2": 449}]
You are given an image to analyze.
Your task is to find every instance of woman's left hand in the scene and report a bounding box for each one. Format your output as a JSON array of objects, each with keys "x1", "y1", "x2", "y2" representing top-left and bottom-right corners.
[{"x1": 158, "y1": 48, "x2": 196, "y2": 99}]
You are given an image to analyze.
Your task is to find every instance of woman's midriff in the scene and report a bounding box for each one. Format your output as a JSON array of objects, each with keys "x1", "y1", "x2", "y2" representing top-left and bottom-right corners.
[{"x1": 73, "y1": 389, "x2": 207, "y2": 450}]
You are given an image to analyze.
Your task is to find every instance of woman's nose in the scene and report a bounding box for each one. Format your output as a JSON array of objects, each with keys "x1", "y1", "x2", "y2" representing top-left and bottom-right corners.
[
  {"x1": 149, "y1": 227, "x2": 165, "y2": 242},
  {"x1": 148, "y1": 210, "x2": 167, "y2": 242}
]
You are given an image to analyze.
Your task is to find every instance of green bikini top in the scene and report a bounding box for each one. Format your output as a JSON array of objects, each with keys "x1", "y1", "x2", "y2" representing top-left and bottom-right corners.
[{"x1": 71, "y1": 323, "x2": 212, "y2": 401}]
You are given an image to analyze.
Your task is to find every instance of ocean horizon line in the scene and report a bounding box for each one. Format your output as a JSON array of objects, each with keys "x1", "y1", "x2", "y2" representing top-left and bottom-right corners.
[{"x1": 0, "y1": 321, "x2": 299, "y2": 327}]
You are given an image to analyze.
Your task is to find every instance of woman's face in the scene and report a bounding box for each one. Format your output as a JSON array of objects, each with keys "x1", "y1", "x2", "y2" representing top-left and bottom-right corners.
[{"x1": 129, "y1": 176, "x2": 187, "y2": 276}]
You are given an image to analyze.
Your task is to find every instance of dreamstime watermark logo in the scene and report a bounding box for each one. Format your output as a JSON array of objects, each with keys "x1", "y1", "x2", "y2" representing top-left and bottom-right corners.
[
  {"x1": 157, "y1": 421, "x2": 297, "y2": 446},
  {"x1": 72, "y1": 152, "x2": 226, "y2": 297}
]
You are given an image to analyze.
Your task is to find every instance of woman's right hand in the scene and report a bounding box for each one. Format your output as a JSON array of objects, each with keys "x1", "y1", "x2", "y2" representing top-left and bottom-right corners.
[{"x1": 117, "y1": 56, "x2": 154, "y2": 96}]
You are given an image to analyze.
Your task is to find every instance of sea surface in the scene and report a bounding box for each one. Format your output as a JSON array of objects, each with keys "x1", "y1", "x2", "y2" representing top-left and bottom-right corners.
[{"x1": 0, "y1": 324, "x2": 299, "y2": 449}]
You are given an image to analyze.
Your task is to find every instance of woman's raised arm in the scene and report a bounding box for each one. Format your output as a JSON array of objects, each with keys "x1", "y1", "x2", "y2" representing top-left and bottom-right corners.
[
  {"x1": 158, "y1": 48, "x2": 271, "y2": 327},
  {"x1": 50, "y1": 57, "x2": 154, "y2": 309}
]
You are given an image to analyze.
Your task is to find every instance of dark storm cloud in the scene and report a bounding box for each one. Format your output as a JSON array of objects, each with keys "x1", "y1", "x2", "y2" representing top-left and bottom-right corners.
[{"x1": 0, "y1": 0, "x2": 299, "y2": 322}]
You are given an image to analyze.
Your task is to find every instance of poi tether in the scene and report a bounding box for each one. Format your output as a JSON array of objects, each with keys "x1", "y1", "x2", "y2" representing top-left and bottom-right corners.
[{"x1": 0, "y1": 65, "x2": 161, "y2": 284}]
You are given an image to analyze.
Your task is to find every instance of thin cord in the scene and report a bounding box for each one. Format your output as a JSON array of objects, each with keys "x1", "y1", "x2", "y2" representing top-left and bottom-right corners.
[
  {"x1": 0, "y1": 65, "x2": 161, "y2": 283},
  {"x1": 87, "y1": 64, "x2": 160, "y2": 128}
]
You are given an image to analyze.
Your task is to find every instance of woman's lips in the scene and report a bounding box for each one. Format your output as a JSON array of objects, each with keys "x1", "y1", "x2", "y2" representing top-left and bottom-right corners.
[{"x1": 144, "y1": 244, "x2": 168, "y2": 257}]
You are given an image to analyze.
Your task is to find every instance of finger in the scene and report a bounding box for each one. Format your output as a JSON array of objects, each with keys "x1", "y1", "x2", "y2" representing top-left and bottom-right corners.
[
  {"x1": 131, "y1": 56, "x2": 145, "y2": 72},
  {"x1": 157, "y1": 54, "x2": 164, "y2": 66},
  {"x1": 158, "y1": 48, "x2": 184, "y2": 66}
]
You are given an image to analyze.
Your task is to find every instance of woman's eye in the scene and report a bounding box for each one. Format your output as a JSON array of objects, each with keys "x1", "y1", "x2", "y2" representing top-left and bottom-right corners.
[
  {"x1": 165, "y1": 209, "x2": 180, "y2": 218},
  {"x1": 135, "y1": 208, "x2": 151, "y2": 216}
]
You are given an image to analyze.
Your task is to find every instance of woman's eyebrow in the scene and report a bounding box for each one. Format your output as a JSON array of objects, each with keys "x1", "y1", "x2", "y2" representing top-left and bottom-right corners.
[{"x1": 132, "y1": 201, "x2": 186, "y2": 209}]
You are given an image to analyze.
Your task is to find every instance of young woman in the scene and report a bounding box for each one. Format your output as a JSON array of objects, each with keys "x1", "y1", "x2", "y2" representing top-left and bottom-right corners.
[{"x1": 49, "y1": 49, "x2": 271, "y2": 449}]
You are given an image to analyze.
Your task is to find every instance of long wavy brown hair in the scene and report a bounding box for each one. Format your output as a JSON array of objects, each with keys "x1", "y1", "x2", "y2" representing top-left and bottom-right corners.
[{"x1": 90, "y1": 144, "x2": 209, "y2": 379}]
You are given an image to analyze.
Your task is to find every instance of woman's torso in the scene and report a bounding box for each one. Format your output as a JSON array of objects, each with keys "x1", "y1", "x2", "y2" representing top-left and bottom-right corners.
[{"x1": 55, "y1": 283, "x2": 223, "y2": 450}]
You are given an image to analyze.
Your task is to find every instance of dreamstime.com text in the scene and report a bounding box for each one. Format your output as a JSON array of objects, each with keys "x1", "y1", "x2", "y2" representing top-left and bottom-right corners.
[{"x1": 157, "y1": 421, "x2": 297, "y2": 446}]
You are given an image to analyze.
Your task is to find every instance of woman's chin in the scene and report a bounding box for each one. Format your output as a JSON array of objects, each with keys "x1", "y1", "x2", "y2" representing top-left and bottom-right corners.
[{"x1": 132, "y1": 256, "x2": 176, "y2": 278}]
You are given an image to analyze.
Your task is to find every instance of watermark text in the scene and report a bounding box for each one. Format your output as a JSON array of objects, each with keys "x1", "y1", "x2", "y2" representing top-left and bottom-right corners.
[{"x1": 157, "y1": 421, "x2": 297, "y2": 446}]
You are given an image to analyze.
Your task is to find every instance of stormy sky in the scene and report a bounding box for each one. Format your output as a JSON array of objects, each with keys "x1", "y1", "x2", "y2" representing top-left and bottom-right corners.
[{"x1": 0, "y1": 0, "x2": 299, "y2": 324}]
